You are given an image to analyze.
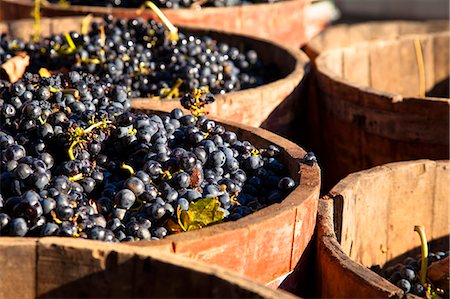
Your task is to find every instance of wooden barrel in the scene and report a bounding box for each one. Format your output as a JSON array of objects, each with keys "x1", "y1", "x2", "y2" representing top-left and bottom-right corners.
[
  {"x1": 308, "y1": 31, "x2": 449, "y2": 192},
  {"x1": 0, "y1": 100, "x2": 320, "y2": 287},
  {"x1": 0, "y1": 237, "x2": 300, "y2": 299},
  {"x1": 0, "y1": 16, "x2": 309, "y2": 141},
  {"x1": 315, "y1": 159, "x2": 449, "y2": 298},
  {"x1": 299, "y1": 21, "x2": 449, "y2": 192},
  {"x1": 128, "y1": 108, "x2": 320, "y2": 288},
  {"x1": 0, "y1": 0, "x2": 311, "y2": 48}
]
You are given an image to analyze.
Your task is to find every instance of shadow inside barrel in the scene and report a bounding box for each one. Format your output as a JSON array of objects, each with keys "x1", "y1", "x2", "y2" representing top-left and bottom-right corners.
[
  {"x1": 427, "y1": 77, "x2": 450, "y2": 98},
  {"x1": 278, "y1": 234, "x2": 317, "y2": 299},
  {"x1": 378, "y1": 234, "x2": 450, "y2": 270},
  {"x1": 38, "y1": 254, "x2": 266, "y2": 298},
  {"x1": 260, "y1": 63, "x2": 312, "y2": 148}
]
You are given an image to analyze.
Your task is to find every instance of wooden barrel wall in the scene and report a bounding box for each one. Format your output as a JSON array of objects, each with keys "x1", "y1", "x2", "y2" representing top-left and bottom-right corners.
[
  {"x1": 0, "y1": 16, "x2": 310, "y2": 142},
  {"x1": 0, "y1": 237, "x2": 300, "y2": 299},
  {"x1": 316, "y1": 159, "x2": 449, "y2": 298},
  {"x1": 311, "y1": 32, "x2": 449, "y2": 192},
  {"x1": 0, "y1": 0, "x2": 311, "y2": 48}
]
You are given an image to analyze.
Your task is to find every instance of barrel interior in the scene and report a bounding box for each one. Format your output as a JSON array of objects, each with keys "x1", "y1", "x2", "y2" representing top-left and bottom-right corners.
[
  {"x1": 318, "y1": 32, "x2": 450, "y2": 99},
  {"x1": 306, "y1": 20, "x2": 449, "y2": 59},
  {"x1": 333, "y1": 160, "x2": 450, "y2": 269}
]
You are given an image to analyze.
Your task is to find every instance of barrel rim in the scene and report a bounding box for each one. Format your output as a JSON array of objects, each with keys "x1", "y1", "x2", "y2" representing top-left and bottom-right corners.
[{"x1": 0, "y1": 236, "x2": 298, "y2": 299}]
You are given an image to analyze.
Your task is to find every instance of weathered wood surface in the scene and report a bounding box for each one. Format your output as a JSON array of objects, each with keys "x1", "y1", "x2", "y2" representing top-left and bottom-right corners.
[
  {"x1": 304, "y1": 20, "x2": 449, "y2": 61},
  {"x1": 0, "y1": 237, "x2": 301, "y2": 299},
  {"x1": 316, "y1": 159, "x2": 450, "y2": 298},
  {"x1": 427, "y1": 256, "x2": 449, "y2": 293},
  {"x1": 308, "y1": 32, "x2": 449, "y2": 192},
  {"x1": 0, "y1": 0, "x2": 311, "y2": 48},
  {"x1": 0, "y1": 17, "x2": 310, "y2": 142},
  {"x1": 300, "y1": 21, "x2": 449, "y2": 192}
]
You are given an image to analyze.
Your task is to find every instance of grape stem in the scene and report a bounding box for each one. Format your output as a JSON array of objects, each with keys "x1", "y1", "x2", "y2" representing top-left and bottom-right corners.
[
  {"x1": 160, "y1": 169, "x2": 172, "y2": 180},
  {"x1": 166, "y1": 78, "x2": 183, "y2": 99},
  {"x1": 32, "y1": 0, "x2": 41, "y2": 42},
  {"x1": 64, "y1": 33, "x2": 77, "y2": 52},
  {"x1": 414, "y1": 225, "x2": 428, "y2": 286},
  {"x1": 121, "y1": 163, "x2": 135, "y2": 175},
  {"x1": 81, "y1": 14, "x2": 93, "y2": 35},
  {"x1": 138, "y1": 1, "x2": 179, "y2": 42},
  {"x1": 69, "y1": 173, "x2": 84, "y2": 182},
  {"x1": 68, "y1": 140, "x2": 83, "y2": 160},
  {"x1": 84, "y1": 120, "x2": 112, "y2": 134}
]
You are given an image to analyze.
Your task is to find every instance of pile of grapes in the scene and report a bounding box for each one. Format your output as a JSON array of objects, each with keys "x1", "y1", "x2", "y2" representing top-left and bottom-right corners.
[
  {"x1": 47, "y1": 0, "x2": 280, "y2": 9},
  {"x1": 0, "y1": 15, "x2": 274, "y2": 98},
  {"x1": 0, "y1": 72, "x2": 297, "y2": 242},
  {"x1": 375, "y1": 250, "x2": 449, "y2": 297}
]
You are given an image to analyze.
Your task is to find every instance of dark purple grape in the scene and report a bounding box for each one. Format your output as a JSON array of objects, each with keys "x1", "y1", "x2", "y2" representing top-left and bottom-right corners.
[
  {"x1": 124, "y1": 177, "x2": 145, "y2": 196},
  {"x1": 114, "y1": 189, "x2": 136, "y2": 209},
  {"x1": 10, "y1": 217, "x2": 28, "y2": 236},
  {"x1": 396, "y1": 279, "x2": 411, "y2": 293}
]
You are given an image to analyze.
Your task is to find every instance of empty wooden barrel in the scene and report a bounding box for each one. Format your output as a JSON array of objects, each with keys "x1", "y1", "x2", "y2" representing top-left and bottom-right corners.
[
  {"x1": 298, "y1": 21, "x2": 449, "y2": 192},
  {"x1": 127, "y1": 108, "x2": 320, "y2": 288},
  {"x1": 0, "y1": 0, "x2": 311, "y2": 48},
  {"x1": 310, "y1": 32, "x2": 449, "y2": 192},
  {"x1": 0, "y1": 237, "x2": 300, "y2": 299},
  {"x1": 316, "y1": 159, "x2": 449, "y2": 298},
  {"x1": 0, "y1": 16, "x2": 309, "y2": 141}
]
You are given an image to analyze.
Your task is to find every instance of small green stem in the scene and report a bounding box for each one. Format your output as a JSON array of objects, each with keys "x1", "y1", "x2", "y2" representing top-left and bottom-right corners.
[
  {"x1": 414, "y1": 225, "x2": 428, "y2": 286},
  {"x1": 68, "y1": 140, "x2": 82, "y2": 160},
  {"x1": 64, "y1": 32, "x2": 77, "y2": 51},
  {"x1": 32, "y1": 0, "x2": 41, "y2": 42},
  {"x1": 139, "y1": 1, "x2": 179, "y2": 42},
  {"x1": 121, "y1": 163, "x2": 135, "y2": 175},
  {"x1": 166, "y1": 79, "x2": 183, "y2": 99},
  {"x1": 160, "y1": 170, "x2": 172, "y2": 180},
  {"x1": 37, "y1": 116, "x2": 46, "y2": 125},
  {"x1": 84, "y1": 120, "x2": 112, "y2": 134},
  {"x1": 69, "y1": 173, "x2": 84, "y2": 182}
]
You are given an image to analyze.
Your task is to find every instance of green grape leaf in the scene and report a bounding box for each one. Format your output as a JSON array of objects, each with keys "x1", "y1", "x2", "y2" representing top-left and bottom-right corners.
[{"x1": 177, "y1": 197, "x2": 224, "y2": 232}]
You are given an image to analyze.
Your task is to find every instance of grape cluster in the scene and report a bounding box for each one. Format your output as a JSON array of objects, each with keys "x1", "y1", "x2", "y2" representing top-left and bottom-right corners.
[
  {"x1": 47, "y1": 0, "x2": 280, "y2": 9},
  {"x1": 0, "y1": 73, "x2": 296, "y2": 242},
  {"x1": 0, "y1": 15, "x2": 273, "y2": 98},
  {"x1": 377, "y1": 251, "x2": 449, "y2": 297}
]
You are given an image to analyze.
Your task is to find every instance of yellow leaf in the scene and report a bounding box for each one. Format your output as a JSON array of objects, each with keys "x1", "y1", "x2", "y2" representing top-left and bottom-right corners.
[{"x1": 177, "y1": 197, "x2": 224, "y2": 232}]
